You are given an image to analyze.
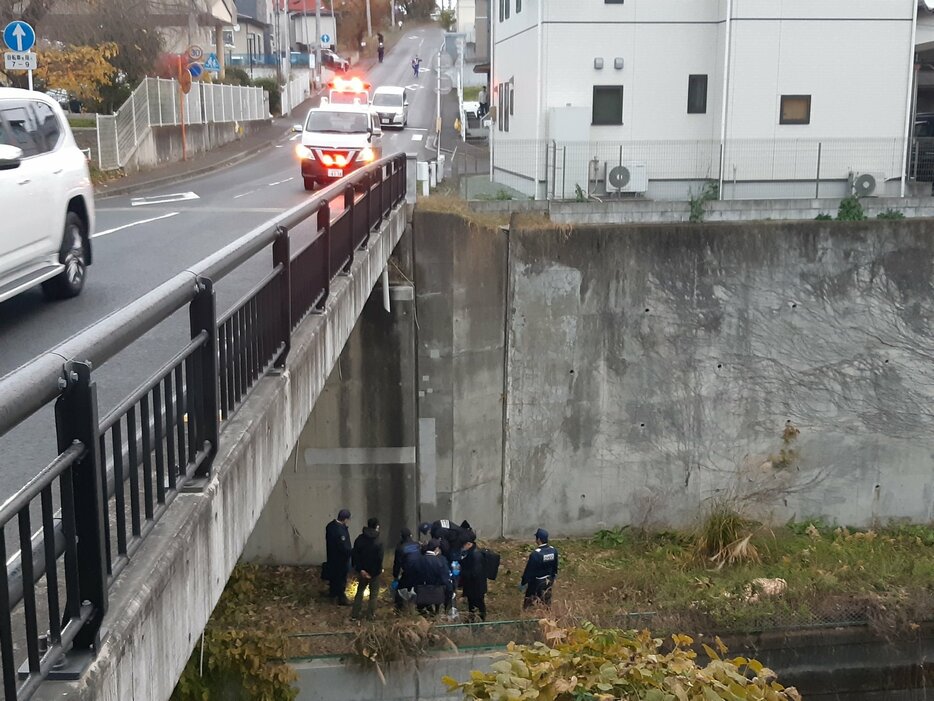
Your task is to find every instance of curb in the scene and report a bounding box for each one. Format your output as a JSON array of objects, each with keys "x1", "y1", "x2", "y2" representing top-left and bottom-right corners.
[
  {"x1": 95, "y1": 129, "x2": 290, "y2": 199},
  {"x1": 94, "y1": 92, "x2": 325, "y2": 200}
]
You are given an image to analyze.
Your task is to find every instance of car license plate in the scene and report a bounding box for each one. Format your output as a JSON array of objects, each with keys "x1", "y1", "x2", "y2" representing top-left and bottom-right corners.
[{"x1": 327, "y1": 168, "x2": 343, "y2": 178}]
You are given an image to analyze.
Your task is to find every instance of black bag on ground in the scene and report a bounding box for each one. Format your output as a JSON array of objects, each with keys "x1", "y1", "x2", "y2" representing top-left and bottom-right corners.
[
  {"x1": 415, "y1": 584, "x2": 446, "y2": 607},
  {"x1": 481, "y1": 549, "x2": 500, "y2": 581}
]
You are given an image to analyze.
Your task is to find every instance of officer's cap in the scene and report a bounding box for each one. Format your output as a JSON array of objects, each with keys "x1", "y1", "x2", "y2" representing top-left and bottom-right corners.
[
  {"x1": 338, "y1": 509, "x2": 351, "y2": 521},
  {"x1": 534, "y1": 528, "x2": 549, "y2": 542},
  {"x1": 418, "y1": 522, "x2": 431, "y2": 535}
]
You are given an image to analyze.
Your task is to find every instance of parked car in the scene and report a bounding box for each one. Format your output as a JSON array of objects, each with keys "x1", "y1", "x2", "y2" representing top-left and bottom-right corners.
[
  {"x1": 321, "y1": 48, "x2": 350, "y2": 73},
  {"x1": 371, "y1": 85, "x2": 409, "y2": 129},
  {"x1": 0, "y1": 88, "x2": 94, "y2": 304}
]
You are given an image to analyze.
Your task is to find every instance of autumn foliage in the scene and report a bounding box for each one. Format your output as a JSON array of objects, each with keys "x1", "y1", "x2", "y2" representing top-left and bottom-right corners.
[
  {"x1": 444, "y1": 620, "x2": 801, "y2": 701},
  {"x1": 33, "y1": 43, "x2": 118, "y2": 102}
]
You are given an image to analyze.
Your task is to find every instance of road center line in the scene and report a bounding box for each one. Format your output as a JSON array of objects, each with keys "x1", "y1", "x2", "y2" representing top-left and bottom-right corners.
[
  {"x1": 92, "y1": 211, "x2": 180, "y2": 238},
  {"x1": 233, "y1": 189, "x2": 259, "y2": 199},
  {"x1": 131, "y1": 192, "x2": 199, "y2": 207},
  {"x1": 267, "y1": 177, "x2": 294, "y2": 187}
]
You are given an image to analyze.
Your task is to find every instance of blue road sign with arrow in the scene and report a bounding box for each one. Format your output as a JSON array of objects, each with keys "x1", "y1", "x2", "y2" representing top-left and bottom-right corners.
[
  {"x1": 203, "y1": 53, "x2": 221, "y2": 73},
  {"x1": 3, "y1": 21, "x2": 35, "y2": 53},
  {"x1": 321, "y1": 33, "x2": 331, "y2": 44}
]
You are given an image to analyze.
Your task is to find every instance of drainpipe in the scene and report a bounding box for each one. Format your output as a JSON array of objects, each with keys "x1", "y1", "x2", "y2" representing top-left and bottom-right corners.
[
  {"x1": 489, "y1": 0, "x2": 495, "y2": 182},
  {"x1": 533, "y1": 2, "x2": 543, "y2": 199},
  {"x1": 717, "y1": 0, "x2": 733, "y2": 200},
  {"x1": 901, "y1": 1, "x2": 919, "y2": 198}
]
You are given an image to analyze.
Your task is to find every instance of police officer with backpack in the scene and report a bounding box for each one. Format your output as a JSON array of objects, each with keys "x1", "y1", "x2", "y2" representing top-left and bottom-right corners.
[{"x1": 520, "y1": 528, "x2": 558, "y2": 608}]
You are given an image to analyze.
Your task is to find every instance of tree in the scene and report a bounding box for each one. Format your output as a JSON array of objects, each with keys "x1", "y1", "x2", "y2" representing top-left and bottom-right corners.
[
  {"x1": 398, "y1": 0, "x2": 434, "y2": 19},
  {"x1": 0, "y1": 0, "x2": 58, "y2": 30},
  {"x1": 33, "y1": 43, "x2": 118, "y2": 102},
  {"x1": 444, "y1": 621, "x2": 802, "y2": 701}
]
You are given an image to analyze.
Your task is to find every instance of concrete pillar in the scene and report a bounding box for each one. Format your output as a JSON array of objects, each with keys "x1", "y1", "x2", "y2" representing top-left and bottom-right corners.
[
  {"x1": 215, "y1": 25, "x2": 226, "y2": 79},
  {"x1": 243, "y1": 245, "x2": 418, "y2": 564}
]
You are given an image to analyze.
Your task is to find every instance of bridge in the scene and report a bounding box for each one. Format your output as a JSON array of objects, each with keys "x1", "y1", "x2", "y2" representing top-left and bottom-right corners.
[{"x1": 0, "y1": 155, "x2": 409, "y2": 701}]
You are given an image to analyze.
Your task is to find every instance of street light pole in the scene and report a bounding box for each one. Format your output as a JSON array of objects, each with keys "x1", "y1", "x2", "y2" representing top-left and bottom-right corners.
[
  {"x1": 315, "y1": 0, "x2": 322, "y2": 87},
  {"x1": 390, "y1": 0, "x2": 395, "y2": 31},
  {"x1": 365, "y1": 0, "x2": 372, "y2": 39}
]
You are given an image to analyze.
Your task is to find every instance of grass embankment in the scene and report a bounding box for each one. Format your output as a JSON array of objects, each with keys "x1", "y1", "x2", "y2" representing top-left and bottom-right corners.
[{"x1": 210, "y1": 520, "x2": 933, "y2": 658}]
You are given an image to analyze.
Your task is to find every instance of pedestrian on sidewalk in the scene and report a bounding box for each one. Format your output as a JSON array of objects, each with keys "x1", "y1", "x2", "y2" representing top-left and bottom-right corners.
[
  {"x1": 478, "y1": 86, "x2": 488, "y2": 118},
  {"x1": 351, "y1": 517, "x2": 384, "y2": 621}
]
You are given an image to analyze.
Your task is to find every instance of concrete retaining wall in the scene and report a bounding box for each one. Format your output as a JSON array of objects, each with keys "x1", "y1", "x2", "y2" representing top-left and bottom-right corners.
[
  {"x1": 127, "y1": 119, "x2": 271, "y2": 172},
  {"x1": 469, "y1": 196, "x2": 934, "y2": 223},
  {"x1": 33, "y1": 206, "x2": 407, "y2": 701},
  {"x1": 408, "y1": 213, "x2": 934, "y2": 538}
]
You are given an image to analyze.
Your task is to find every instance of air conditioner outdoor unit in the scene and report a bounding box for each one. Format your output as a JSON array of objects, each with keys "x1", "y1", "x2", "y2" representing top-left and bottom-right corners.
[
  {"x1": 590, "y1": 161, "x2": 648, "y2": 195},
  {"x1": 850, "y1": 171, "x2": 886, "y2": 197}
]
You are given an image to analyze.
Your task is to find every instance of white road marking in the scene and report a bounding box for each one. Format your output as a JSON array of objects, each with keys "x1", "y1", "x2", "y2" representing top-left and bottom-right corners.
[
  {"x1": 233, "y1": 190, "x2": 258, "y2": 199},
  {"x1": 92, "y1": 211, "x2": 180, "y2": 238},
  {"x1": 408, "y1": 127, "x2": 428, "y2": 131},
  {"x1": 131, "y1": 192, "x2": 199, "y2": 207},
  {"x1": 267, "y1": 177, "x2": 294, "y2": 187},
  {"x1": 411, "y1": 134, "x2": 423, "y2": 141}
]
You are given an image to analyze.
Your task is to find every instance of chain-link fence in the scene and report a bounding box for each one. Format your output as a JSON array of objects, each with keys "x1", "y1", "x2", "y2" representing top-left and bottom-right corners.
[
  {"x1": 491, "y1": 137, "x2": 911, "y2": 201},
  {"x1": 96, "y1": 77, "x2": 271, "y2": 170}
]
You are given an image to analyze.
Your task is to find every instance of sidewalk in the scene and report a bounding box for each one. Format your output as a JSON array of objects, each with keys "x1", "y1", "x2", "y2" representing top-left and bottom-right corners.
[{"x1": 94, "y1": 96, "x2": 321, "y2": 199}]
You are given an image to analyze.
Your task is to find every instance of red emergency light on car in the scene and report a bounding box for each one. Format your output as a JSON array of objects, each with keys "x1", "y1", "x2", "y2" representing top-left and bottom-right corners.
[{"x1": 328, "y1": 76, "x2": 371, "y2": 93}]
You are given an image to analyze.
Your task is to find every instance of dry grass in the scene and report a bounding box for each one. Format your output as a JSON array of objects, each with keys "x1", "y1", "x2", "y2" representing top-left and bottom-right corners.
[{"x1": 207, "y1": 524, "x2": 934, "y2": 658}]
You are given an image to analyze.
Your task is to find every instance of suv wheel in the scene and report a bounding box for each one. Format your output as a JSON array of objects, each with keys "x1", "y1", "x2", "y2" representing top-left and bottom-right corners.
[{"x1": 42, "y1": 212, "x2": 87, "y2": 300}]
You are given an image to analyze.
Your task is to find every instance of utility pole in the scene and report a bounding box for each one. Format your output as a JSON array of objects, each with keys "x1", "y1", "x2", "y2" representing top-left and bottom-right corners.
[
  {"x1": 365, "y1": 0, "x2": 372, "y2": 39},
  {"x1": 314, "y1": 0, "x2": 322, "y2": 87},
  {"x1": 390, "y1": 0, "x2": 395, "y2": 30},
  {"x1": 436, "y1": 42, "x2": 442, "y2": 162}
]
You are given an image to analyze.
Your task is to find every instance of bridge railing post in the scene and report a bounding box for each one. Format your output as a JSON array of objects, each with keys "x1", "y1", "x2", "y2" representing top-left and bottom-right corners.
[
  {"x1": 189, "y1": 279, "x2": 219, "y2": 477},
  {"x1": 54, "y1": 362, "x2": 108, "y2": 652},
  {"x1": 273, "y1": 226, "x2": 291, "y2": 366}
]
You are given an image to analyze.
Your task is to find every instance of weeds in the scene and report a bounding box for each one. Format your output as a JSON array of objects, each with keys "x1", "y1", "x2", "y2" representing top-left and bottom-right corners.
[
  {"x1": 877, "y1": 209, "x2": 906, "y2": 220},
  {"x1": 591, "y1": 525, "x2": 630, "y2": 547},
  {"x1": 814, "y1": 213, "x2": 833, "y2": 221},
  {"x1": 837, "y1": 195, "x2": 867, "y2": 221},
  {"x1": 688, "y1": 180, "x2": 719, "y2": 222},
  {"x1": 351, "y1": 617, "x2": 457, "y2": 683}
]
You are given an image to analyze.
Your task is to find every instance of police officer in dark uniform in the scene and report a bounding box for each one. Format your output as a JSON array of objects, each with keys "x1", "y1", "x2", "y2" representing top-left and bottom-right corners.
[
  {"x1": 392, "y1": 527, "x2": 422, "y2": 609},
  {"x1": 324, "y1": 509, "x2": 352, "y2": 605},
  {"x1": 520, "y1": 527, "x2": 558, "y2": 608}
]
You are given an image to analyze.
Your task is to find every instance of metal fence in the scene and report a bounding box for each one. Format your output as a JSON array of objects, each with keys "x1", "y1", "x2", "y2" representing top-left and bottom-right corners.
[
  {"x1": 96, "y1": 77, "x2": 270, "y2": 171},
  {"x1": 489, "y1": 137, "x2": 911, "y2": 200},
  {"x1": 0, "y1": 155, "x2": 407, "y2": 700},
  {"x1": 280, "y1": 74, "x2": 311, "y2": 117}
]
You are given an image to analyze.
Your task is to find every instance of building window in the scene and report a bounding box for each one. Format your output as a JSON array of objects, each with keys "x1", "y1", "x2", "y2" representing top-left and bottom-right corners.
[
  {"x1": 592, "y1": 85, "x2": 623, "y2": 125},
  {"x1": 504, "y1": 0, "x2": 510, "y2": 19},
  {"x1": 605, "y1": 0, "x2": 625, "y2": 3},
  {"x1": 780, "y1": 95, "x2": 811, "y2": 125},
  {"x1": 687, "y1": 74, "x2": 707, "y2": 114},
  {"x1": 516, "y1": 0, "x2": 521, "y2": 12},
  {"x1": 499, "y1": 0, "x2": 504, "y2": 21}
]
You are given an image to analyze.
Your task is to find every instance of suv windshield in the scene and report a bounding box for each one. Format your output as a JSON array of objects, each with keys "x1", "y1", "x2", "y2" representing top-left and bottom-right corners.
[
  {"x1": 305, "y1": 111, "x2": 369, "y2": 133},
  {"x1": 372, "y1": 93, "x2": 402, "y2": 107}
]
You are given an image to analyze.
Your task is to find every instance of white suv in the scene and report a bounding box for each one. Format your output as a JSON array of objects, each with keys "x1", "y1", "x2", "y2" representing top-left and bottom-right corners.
[{"x1": 0, "y1": 88, "x2": 94, "y2": 304}]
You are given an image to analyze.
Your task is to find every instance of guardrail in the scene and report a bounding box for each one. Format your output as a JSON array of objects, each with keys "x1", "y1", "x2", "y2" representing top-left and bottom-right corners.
[{"x1": 0, "y1": 154, "x2": 407, "y2": 700}]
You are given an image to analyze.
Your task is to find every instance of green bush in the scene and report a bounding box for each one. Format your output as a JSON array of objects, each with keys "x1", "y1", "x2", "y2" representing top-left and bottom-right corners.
[
  {"x1": 815, "y1": 213, "x2": 833, "y2": 221},
  {"x1": 877, "y1": 209, "x2": 905, "y2": 220},
  {"x1": 837, "y1": 195, "x2": 867, "y2": 221},
  {"x1": 251, "y1": 77, "x2": 282, "y2": 116},
  {"x1": 222, "y1": 67, "x2": 252, "y2": 87}
]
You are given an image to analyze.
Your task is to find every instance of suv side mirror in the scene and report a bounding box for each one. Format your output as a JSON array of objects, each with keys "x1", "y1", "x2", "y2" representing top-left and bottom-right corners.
[{"x1": 0, "y1": 144, "x2": 23, "y2": 171}]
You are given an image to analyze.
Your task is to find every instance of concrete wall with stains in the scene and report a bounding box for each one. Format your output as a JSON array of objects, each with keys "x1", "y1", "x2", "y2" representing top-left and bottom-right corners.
[{"x1": 501, "y1": 218, "x2": 934, "y2": 535}]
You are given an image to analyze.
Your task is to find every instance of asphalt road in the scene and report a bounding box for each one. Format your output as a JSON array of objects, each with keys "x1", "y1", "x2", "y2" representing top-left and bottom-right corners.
[{"x1": 0, "y1": 25, "x2": 443, "y2": 504}]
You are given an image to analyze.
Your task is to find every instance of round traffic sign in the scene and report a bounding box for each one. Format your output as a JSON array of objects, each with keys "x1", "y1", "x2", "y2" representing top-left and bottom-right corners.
[
  {"x1": 188, "y1": 62, "x2": 204, "y2": 79},
  {"x1": 3, "y1": 21, "x2": 35, "y2": 53},
  {"x1": 186, "y1": 44, "x2": 204, "y2": 61},
  {"x1": 179, "y1": 67, "x2": 193, "y2": 94},
  {"x1": 321, "y1": 33, "x2": 331, "y2": 44}
]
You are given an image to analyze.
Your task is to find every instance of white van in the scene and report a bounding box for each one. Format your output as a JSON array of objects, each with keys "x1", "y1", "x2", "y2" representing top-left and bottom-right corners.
[
  {"x1": 0, "y1": 88, "x2": 94, "y2": 303},
  {"x1": 294, "y1": 103, "x2": 383, "y2": 191},
  {"x1": 371, "y1": 86, "x2": 409, "y2": 129}
]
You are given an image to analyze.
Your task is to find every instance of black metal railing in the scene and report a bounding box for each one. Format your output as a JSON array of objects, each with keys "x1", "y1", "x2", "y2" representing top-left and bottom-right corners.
[{"x1": 0, "y1": 154, "x2": 407, "y2": 700}]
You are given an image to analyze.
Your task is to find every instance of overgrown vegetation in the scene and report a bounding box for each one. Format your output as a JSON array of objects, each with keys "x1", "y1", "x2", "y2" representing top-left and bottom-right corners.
[
  {"x1": 444, "y1": 620, "x2": 802, "y2": 700},
  {"x1": 688, "y1": 180, "x2": 719, "y2": 222},
  {"x1": 836, "y1": 195, "x2": 867, "y2": 221},
  {"x1": 171, "y1": 565, "x2": 298, "y2": 701},
  {"x1": 877, "y1": 209, "x2": 906, "y2": 220}
]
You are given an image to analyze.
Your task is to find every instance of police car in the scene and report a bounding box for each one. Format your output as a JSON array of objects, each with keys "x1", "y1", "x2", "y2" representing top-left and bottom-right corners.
[
  {"x1": 294, "y1": 102, "x2": 383, "y2": 190},
  {"x1": 322, "y1": 76, "x2": 371, "y2": 106}
]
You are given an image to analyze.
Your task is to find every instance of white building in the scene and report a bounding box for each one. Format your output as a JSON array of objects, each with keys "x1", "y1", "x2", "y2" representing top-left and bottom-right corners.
[
  {"x1": 457, "y1": 0, "x2": 477, "y2": 44},
  {"x1": 491, "y1": 0, "x2": 917, "y2": 200}
]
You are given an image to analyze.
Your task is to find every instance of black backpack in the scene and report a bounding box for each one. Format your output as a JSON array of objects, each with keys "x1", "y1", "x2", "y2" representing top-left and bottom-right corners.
[{"x1": 481, "y1": 548, "x2": 500, "y2": 581}]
